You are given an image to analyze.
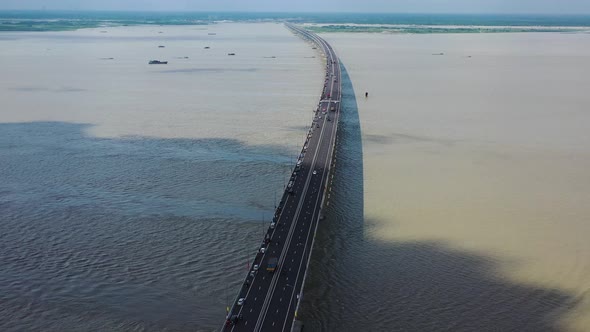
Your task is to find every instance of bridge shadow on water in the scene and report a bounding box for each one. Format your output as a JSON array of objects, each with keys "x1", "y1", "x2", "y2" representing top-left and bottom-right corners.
[
  {"x1": 297, "y1": 64, "x2": 579, "y2": 331},
  {"x1": 0, "y1": 71, "x2": 581, "y2": 331}
]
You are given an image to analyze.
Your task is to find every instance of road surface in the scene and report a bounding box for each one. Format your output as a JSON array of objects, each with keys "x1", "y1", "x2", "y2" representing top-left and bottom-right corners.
[{"x1": 222, "y1": 23, "x2": 342, "y2": 332}]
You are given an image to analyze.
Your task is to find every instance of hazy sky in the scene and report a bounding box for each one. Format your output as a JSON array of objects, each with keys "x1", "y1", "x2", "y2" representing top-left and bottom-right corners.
[{"x1": 1, "y1": 0, "x2": 590, "y2": 14}]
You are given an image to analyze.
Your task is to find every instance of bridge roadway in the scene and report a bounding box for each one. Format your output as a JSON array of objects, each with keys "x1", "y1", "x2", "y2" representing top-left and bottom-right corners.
[{"x1": 222, "y1": 23, "x2": 341, "y2": 332}]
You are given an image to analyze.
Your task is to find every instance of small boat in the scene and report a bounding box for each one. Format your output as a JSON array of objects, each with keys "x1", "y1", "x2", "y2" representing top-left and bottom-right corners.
[
  {"x1": 204, "y1": 46, "x2": 210, "y2": 49},
  {"x1": 208, "y1": 33, "x2": 217, "y2": 35},
  {"x1": 227, "y1": 53, "x2": 236, "y2": 56},
  {"x1": 158, "y1": 45, "x2": 165, "y2": 48},
  {"x1": 149, "y1": 60, "x2": 168, "y2": 65}
]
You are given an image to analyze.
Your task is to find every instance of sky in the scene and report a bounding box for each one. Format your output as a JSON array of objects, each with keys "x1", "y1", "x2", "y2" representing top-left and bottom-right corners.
[{"x1": 1, "y1": 0, "x2": 590, "y2": 15}]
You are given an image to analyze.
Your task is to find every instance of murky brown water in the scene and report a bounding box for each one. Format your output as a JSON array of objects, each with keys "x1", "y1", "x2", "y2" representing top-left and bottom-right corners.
[
  {"x1": 0, "y1": 23, "x2": 322, "y2": 331},
  {"x1": 3, "y1": 24, "x2": 590, "y2": 331},
  {"x1": 299, "y1": 32, "x2": 590, "y2": 331}
]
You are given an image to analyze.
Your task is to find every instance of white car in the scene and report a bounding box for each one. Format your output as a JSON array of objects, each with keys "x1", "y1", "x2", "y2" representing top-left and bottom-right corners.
[
  {"x1": 260, "y1": 247, "x2": 266, "y2": 253},
  {"x1": 238, "y1": 298, "x2": 245, "y2": 306},
  {"x1": 313, "y1": 170, "x2": 317, "y2": 175},
  {"x1": 270, "y1": 222, "x2": 276, "y2": 229},
  {"x1": 253, "y1": 264, "x2": 259, "y2": 271}
]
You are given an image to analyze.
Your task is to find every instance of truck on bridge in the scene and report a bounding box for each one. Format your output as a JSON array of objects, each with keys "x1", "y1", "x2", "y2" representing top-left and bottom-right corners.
[{"x1": 267, "y1": 257, "x2": 278, "y2": 272}]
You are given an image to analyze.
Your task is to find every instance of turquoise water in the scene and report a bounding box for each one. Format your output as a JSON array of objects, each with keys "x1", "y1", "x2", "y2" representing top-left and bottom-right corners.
[{"x1": 2, "y1": 11, "x2": 590, "y2": 31}]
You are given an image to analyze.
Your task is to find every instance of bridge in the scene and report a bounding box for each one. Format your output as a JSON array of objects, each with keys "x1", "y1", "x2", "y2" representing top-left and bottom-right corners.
[{"x1": 222, "y1": 23, "x2": 341, "y2": 332}]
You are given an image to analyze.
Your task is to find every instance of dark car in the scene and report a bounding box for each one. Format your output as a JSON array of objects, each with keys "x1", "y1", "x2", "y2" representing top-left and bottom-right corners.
[{"x1": 226, "y1": 314, "x2": 244, "y2": 326}]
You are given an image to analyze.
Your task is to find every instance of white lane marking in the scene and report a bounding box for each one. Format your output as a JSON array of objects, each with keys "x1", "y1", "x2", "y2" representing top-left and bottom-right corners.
[
  {"x1": 253, "y1": 113, "x2": 329, "y2": 331},
  {"x1": 227, "y1": 170, "x2": 299, "y2": 332},
  {"x1": 250, "y1": 24, "x2": 341, "y2": 332},
  {"x1": 279, "y1": 30, "x2": 341, "y2": 332}
]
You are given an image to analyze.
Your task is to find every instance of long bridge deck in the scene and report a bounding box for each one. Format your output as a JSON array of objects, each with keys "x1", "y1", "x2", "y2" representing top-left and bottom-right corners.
[{"x1": 222, "y1": 23, "x2": 341, "y2": 332}]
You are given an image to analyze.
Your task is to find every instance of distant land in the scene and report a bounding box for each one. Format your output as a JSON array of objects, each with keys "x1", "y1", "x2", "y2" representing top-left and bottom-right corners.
[{"x1": 1, "y1": 11, "x2": 590, "y2": 32}]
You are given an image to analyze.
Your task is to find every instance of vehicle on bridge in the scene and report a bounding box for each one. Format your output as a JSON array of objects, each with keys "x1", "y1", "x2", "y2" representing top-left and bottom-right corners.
[
  {"x1": 225, "y1": 314, "x2": 243, "y2": 326},
  {"x1": 222, "y1": 24, "x2": 341, "y2": 332},
  {"x1": 267, "y1": 257, "x2": 278, "y2": 272}
]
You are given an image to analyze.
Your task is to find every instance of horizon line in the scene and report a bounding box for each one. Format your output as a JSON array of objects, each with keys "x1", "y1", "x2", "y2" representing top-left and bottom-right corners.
[{"x1": 2, "y1": 9, "x2": 590, "y2": 16}]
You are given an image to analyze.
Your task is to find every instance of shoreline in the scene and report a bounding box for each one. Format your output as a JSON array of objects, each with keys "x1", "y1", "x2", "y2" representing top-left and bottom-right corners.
[
  {"x1": 2, "y1": 11, "x2": 590, "y2": 32},
  {"x1": 306, "y1": 23, "x2": 590, "y2": 34}
]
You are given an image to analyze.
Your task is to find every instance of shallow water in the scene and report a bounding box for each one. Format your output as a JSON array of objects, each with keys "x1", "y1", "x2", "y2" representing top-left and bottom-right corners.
[
  {"x1": 0, "y1": 23, "x2": 322, "y2": 331},
  {"x1": 298, "y1": 32, "x2": 590, "y2": 331},
  {"x1": 3, "y1": 24, "x2": 590, "y2": 332}
]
